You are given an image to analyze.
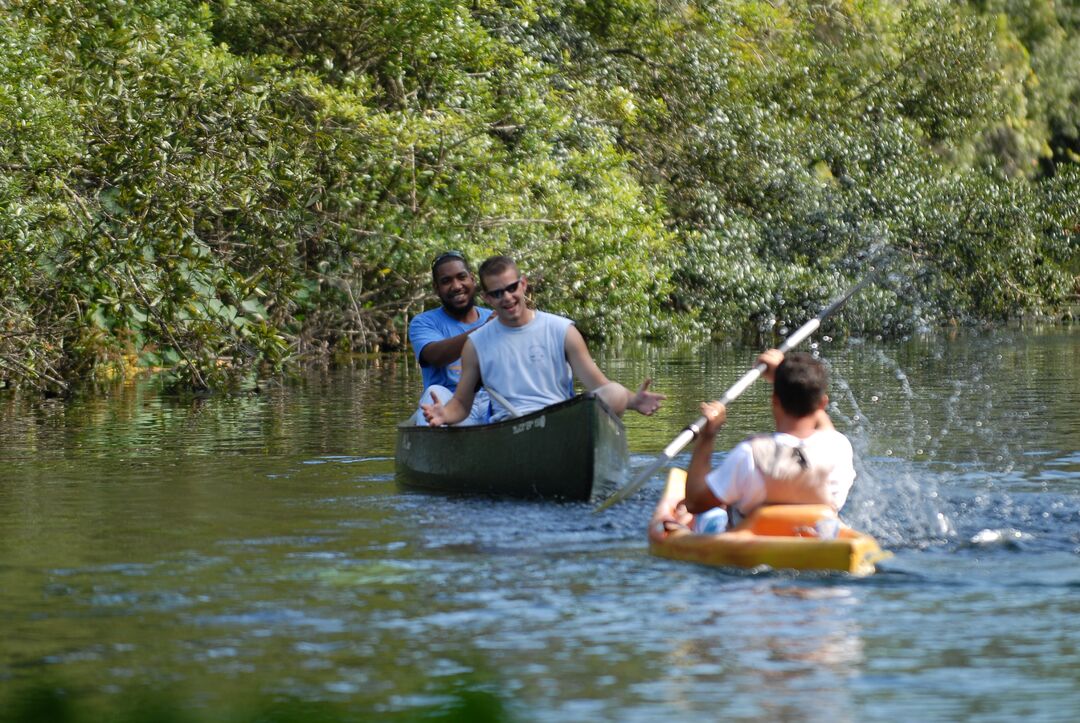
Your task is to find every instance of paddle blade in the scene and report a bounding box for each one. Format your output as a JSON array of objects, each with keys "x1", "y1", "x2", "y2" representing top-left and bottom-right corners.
[
  {"x1": 593, "y1": 454, "x2": 671, "y2": 512},
  {"x1": 593, "y1": 426, "x2": 699, "y2": 512}
]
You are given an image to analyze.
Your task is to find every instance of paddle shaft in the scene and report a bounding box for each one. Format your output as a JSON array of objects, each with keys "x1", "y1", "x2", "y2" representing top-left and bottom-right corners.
[
  {"x1": 594, "y1": 271, "x2": 877, "y2": 512},
  {"x1": 486, "y1": 386, "x2": 522, "y2": 419},
  {"x1": 658, "y1": 315, "x2": 821, "y2": 460}
]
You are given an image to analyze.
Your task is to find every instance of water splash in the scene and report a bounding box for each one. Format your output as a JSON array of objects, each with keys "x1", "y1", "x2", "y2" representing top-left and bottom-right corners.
[
  {"x1": 828, "y1": 357, "x2": 956, "y2": 548},
  {"x1": 967, "y1": 528, "x2": 1031, "y2": 549},
  {"x1": 824, "y1": 330, "x2": 1080, "y2": 556}
]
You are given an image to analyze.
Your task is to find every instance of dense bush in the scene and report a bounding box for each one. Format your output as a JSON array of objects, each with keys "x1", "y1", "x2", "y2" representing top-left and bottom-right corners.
[
  {"x1": 525, "y1": 0, "x2": 1076, "y2": 338},
  {"x1": 0, "y1": 0, "x2": 1075, "y2": 392}
]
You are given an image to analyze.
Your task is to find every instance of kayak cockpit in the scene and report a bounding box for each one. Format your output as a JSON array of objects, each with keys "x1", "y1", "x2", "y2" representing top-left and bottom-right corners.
[{"x1": 649, "y1": 468, "x2": 890, "y2": 575}]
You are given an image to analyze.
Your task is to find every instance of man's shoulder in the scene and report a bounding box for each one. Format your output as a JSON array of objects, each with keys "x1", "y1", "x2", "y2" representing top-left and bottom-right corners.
[
  {"x1": 469, "y1": 312, "x2": 502, "y2": 346},
  {"x1": 741, "y1": 433, "x2": 777, "y2": 450},
  {"x1": 410, "y1": 306, "x2": 446, "y2": 328},
  {"x1": 801, "y1": 430, "x2": 854, "y2": 464},
  {"x1": 725, "y1": 437, "x2": 758, "y2": 463},
  {"x1": 748, "y1": 430, "x2": 852, "y2": 459},
  {"x1": 808, "y1": 428, "x2": 852, "y2": 446},
  {"x1": 533, "y1": 310, "x2": 574, "y2": 330},
  {"x1": 412, "y1": 306, "x2": 490, "y2": 330},
  {"x1": 766, "y1": 429, "x2": 851, "y2": 444}
]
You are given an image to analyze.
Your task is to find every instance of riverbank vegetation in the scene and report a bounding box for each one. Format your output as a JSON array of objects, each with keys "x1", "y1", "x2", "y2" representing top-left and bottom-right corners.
[{"x1": 1, "y1": 0, "x2": 1077, "y2": 392}]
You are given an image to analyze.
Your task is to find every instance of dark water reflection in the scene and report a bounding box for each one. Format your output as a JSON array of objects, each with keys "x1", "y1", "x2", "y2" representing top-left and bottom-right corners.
[{"x1": 1, "y1": 328, "x2": 1078, "y2": 721}]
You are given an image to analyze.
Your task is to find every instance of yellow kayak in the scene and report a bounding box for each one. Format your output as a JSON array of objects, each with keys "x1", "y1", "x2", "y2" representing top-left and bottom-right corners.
[{"x1": 648, "y1": 469, "x2": 890, "y2": 575}]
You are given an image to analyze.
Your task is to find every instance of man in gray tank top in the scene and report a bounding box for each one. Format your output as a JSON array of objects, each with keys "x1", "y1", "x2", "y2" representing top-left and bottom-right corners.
[{"x1": 421, "y1": 255, "x2": 665, "y2": 426}]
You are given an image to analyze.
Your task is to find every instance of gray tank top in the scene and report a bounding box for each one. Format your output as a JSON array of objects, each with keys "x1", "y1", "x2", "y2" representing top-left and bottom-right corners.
[{"x1": 469, "y1": 311, "x2": 574, "y2": 422}]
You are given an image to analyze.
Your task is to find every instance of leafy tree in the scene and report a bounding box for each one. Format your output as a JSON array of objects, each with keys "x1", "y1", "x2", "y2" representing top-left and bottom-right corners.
[{"x1": 0, "y1": 0, "x2": 1074, "y2": 392}]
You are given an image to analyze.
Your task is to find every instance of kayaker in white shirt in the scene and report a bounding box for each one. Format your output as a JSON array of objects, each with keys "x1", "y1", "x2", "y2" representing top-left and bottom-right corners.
[
  {"x1": 421, "y1": 255, "x2": 665, "y2": 425},
  {"x1": 681, "y1": 350, "x2": 856, "y2": 532}
]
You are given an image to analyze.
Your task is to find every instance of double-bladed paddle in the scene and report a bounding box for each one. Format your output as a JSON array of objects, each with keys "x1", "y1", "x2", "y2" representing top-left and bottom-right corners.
[{"x1": 593, "y1": 266, "x2": 883, "y2": 512}]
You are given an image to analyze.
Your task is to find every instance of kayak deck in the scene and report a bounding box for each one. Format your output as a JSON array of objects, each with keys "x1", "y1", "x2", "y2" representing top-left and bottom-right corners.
[{"x1": 648, "y1": 469, "x2": 889, "y2": 575}]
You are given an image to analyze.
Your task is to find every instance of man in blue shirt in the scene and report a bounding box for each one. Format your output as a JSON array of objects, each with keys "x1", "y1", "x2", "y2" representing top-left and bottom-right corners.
[{"x1": 408, "y1": 251, "x2": 493, "y2": 425}]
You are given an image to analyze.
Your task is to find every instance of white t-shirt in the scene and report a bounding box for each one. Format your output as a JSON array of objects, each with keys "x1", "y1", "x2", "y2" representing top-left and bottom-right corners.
[{"x1": 705, "y1": 430, "x2": 856, "y2": 515}]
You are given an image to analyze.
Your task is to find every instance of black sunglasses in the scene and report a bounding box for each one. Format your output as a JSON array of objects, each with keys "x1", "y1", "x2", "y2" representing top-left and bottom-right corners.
[
  {"x1": 431, "y1": 250, "x2": 466, "y2": 272},
  {"x1": 485, "y1": 278, "x2": 523, "y2": 299}
]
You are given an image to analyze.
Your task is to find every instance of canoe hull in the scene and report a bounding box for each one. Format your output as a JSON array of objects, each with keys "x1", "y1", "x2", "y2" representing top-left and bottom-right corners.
[
  {"x1": 395, "y1": 395, "x2": 628, "y2": 501},
  {"x1": 649, "y1": 469, "x2": 889, "y2": 575}
]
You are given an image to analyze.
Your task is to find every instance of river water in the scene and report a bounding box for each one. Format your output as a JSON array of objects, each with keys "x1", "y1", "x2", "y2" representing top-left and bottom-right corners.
[{"x1": 1, "y1": 327, "x2": 1077, "y2": 722}]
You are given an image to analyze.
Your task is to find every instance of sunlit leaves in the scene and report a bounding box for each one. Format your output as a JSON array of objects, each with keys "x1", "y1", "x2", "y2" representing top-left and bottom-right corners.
[{"x1": 0, "y1": 0, "x2": 1075, "y2": 392}]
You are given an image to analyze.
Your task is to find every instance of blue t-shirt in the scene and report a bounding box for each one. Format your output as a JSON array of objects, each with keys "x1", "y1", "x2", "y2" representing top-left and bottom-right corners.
[{"x1": 409, "y1": 306, "x2": 493, "y2": 391}]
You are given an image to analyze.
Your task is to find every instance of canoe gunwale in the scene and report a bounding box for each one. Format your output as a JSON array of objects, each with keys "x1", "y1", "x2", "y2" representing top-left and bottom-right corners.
[
  {"x1": 395, "y1": 394, "x2": 628, "y2": 501},
  {"x1": 395, "y1": 393, "x2": 616, "y2": 435}
]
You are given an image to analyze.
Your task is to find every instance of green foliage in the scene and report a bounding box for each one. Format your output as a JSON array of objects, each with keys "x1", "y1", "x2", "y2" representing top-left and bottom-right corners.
[
  {"x1": 518, "y1": 0, "x2": 1076, "y2": 338},
  {"x1": 0, "y1": 12, "x2": 82, "y2": 390},
  {"x1": 0, "y1": 679, "x2": 519, "y2": 723},
  {"x1": 0, "y1": 0, "x2": 1075, "y2": 392},
  {"x1": 979, "y1": 0, "x2": 1080, "y2": 170}
]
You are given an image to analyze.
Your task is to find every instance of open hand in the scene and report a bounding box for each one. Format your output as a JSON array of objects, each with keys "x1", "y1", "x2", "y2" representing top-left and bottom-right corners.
[
  {"x1": 421, "y1": 390, "x2": 448, "y2": 426},
  {"x1": 671, "y1": 499, "x2": 694, "y2": 528},
  {"x1": 630, "y1": 378, "x2": 666, "y2": 416}
]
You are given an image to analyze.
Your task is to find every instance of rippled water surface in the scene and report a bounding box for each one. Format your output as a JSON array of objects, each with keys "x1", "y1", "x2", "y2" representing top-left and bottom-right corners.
[{"x1": 1, "y1": 328, "x2": 1078, "y2": 722}]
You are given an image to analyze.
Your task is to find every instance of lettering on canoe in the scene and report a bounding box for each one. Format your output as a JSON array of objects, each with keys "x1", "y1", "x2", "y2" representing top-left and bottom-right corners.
[{"x1": 512, "y1": 415, "x2": 547, "y2": 435}]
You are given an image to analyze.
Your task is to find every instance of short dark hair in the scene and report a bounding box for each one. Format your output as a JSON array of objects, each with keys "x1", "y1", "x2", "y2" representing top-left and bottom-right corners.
[
  {"x1": 773, "y1": 352, "x2": 829, "y2": 417},
  {"x1": 477, "y1": 255, "x2": 519, "y2": 290},
  {"x1": 431, "y1": 250, "x2": 469, "y2": 281}
]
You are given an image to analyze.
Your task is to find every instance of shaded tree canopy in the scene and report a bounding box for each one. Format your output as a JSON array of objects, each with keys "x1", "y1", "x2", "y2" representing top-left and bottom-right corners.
[{"x1": 0, "y1": 0, "x2": 1076, "y2": 392}]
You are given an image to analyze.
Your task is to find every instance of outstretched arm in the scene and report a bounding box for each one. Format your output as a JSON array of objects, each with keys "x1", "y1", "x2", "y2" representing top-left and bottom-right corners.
[
  {"x1": 563, "y1": 326, "x2": 665, "y2": 416},
  {"x1": 684, "y1": 401, "x2": 727, "y2": 514},
  {"x1": 417, "y1": 315, "x2": 493, "y2": 367},
  {"x1": 625, "y1": 378, "x2": 665, "y2": 416},
  {"x1": 421, "y1": 341, "x2": 480, "y2": 426}
]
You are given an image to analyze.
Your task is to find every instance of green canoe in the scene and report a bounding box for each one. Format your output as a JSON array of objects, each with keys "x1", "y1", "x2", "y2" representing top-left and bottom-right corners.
[{"x1": 395, "y1": 394, "x2": 629, "y2": 501}]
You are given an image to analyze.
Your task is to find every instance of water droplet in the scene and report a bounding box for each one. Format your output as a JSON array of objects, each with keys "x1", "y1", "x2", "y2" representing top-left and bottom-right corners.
[{"x1": 934, "y1": 512, "x2": 952, "y2": 535}]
